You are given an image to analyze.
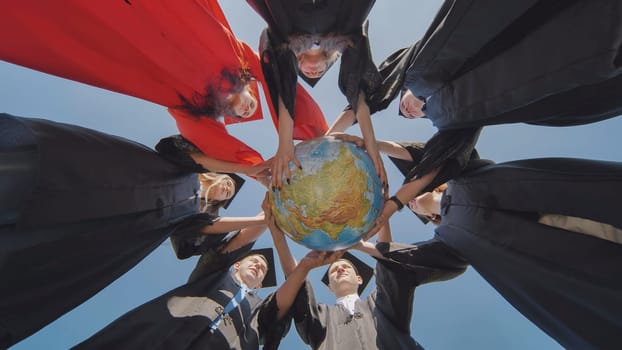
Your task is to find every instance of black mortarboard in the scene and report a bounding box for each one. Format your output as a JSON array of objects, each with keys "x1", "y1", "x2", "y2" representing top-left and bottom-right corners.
[
  {"x1": 186, "y1": 244, "x2": 277, "y2": 287},
  {"x1": 241, "y1": 247, "x2": 277, "y2": 289},
  {"x1": 321, "y1": 252, "x2": 374, "y2": 295}
]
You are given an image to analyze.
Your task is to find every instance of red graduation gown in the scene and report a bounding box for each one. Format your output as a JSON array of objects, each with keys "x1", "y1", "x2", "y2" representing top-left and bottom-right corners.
[{"x1": 0, "y1": 0, "x2": 327, "y2": 166}]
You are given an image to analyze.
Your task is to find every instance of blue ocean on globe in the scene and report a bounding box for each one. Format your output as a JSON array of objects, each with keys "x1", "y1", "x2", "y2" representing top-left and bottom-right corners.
[{"x1": 270, "y1": 136, "x2": 384, "y2": 251}]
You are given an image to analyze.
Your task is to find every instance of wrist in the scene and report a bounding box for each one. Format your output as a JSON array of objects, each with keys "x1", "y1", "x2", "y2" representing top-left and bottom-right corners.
[
  {"x1": 297, "y1": 260, "x2": 314, "y2": 272},
  {"x1": 388, "y1": 195, "x2": 404, "y2": 211}
]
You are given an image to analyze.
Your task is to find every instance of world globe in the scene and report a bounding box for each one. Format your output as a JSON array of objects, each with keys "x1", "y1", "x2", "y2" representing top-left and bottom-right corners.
[{"x1": 269, "y1": 136, "x2": 384, "y2": 251}]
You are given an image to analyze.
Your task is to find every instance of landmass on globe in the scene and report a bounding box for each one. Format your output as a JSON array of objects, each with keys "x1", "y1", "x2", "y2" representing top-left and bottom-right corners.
[{"x1": 270, "y1": 137, "x2": 384, "y2": 251}]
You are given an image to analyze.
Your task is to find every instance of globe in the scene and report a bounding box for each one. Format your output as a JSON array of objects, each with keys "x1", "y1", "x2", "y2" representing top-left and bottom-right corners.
[{"x1": 269, "y1": 136, "x2": 384, "y2": 251}]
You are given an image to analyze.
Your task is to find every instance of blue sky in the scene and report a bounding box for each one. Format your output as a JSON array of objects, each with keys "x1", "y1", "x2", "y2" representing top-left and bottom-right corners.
[{"x1": 2, "y1": 1, "x2": 621, "y2": 349}]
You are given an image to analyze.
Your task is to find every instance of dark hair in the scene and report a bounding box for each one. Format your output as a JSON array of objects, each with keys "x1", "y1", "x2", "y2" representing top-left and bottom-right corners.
[{"x1": 176, "y1": 67, "x2": 252, "y2": 119}]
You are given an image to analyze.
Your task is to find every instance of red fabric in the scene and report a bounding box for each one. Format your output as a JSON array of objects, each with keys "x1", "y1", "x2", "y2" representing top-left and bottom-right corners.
[
  {"x1": 0, "y1": 0, "x2": 327, "y2": 165},
  {"x1": 170, "y1": 109, "x2": 264, "y2": 165}
]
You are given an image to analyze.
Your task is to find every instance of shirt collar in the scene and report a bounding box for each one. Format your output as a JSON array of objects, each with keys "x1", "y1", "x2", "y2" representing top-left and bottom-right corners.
[{"x1": 336, "y1": 293, "x2": 360, "y2": 315}]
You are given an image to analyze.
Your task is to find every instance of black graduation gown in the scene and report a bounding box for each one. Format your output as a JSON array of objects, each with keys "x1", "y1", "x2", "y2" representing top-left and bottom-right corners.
[
  {"x1": 404, "y1": 0, "x2": 622, "y2": 130},
  {"x1": 362, "y1": 43, "x2": 418, "y2": 116},
  {"x1": 292, "y1": 255, "x2": 465, "y2": 350},
  {"x1": 72, "y1": 243, "x2": 289, "y2": 350},
  {"x1": 247, "y1": 0, "x2": 381, "y2": 117},
  {"x1": 0, "y1": 114, "x2": 202, "y2": 348},
  {"x1": 382, "y1": 158, "x2": 622, "y2": 350},
  {"x1": 346, "y1": 43, "x2": 484, "y2": 184}
]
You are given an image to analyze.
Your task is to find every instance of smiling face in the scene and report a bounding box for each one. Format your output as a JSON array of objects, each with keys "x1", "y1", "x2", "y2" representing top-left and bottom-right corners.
[
  {"x1": 228, "y1": 88, "x2": 257, "y2": 119},
  {"x1": 206, "y1": 176, "x2": 235, "y2": 202},
  {"x1": 408, "y1": 190, "x2": 443, "y2": 222},
  {"x1": 234, "y1": 254, "x2": 268, "y2": 289},
  {"x1": 327, "y1": 259, "x2": 362, "y2": 297},
  {"x1": 297, "y1": 48, "x2": 330, "y2": 79}
]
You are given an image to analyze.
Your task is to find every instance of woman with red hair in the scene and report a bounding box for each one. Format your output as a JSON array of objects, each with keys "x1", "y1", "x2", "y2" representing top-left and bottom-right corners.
[{"x1": 0, "y1": 0, "x2": 327, "y2": 180}]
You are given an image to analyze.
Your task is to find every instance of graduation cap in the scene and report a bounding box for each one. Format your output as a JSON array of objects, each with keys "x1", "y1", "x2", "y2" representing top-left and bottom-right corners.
[
  {"x1": 321, "y1": 252, "x2": 374, "y2": 296},
  {"x1": 240, "y1": 247, "x2": 277, "y2": 289},
  {"x1": 187, "y1": 245, "x2": 278, "y2": 288}
]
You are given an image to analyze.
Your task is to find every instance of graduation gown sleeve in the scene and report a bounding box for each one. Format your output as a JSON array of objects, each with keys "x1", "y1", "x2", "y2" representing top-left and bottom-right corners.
[
  {"x1": 257, "y1": 27, "x2": 300, "y2": 120},
  {"x1": 256, "y1": 292, "x2": 293, "y2": 350},
  {"x1": 255, "y1": 31, "x2": 329, "y2": 139},
  {"x1": 376, "y1": 239, "x2": 468, "y2": 287},
  {"x1": 437, "y1": 158, "x2": 622, "y2": 350},
  {"x1": 363, "y1": 43, "x2": 418, "y2": 115},
  {"x1": 373, "y1": 260, "x2": 422, "y2": 334},
  {"x1": 0, "y1": 114, "x2": 200, "y2": 348},
  {"x1": 404, "y1": 0, "x2": 622, "y2": 130},
  {"x1": 72, "y1": 241, "x2": 290, "y2": 350},
  {"x1": 337, "y1": 21, "x2": 382, "y2": 113},
  {"x1": 0, "y1": 0, "x2": 326, "y2": 166},
  {"x1": 0, "y1": 0, "x2": 256, "y2": 110},
  {"x1": 388, "y1": 127, "x2": 485, "y2": 195},
  {"x1": 292, "y1": 281, "x2": 329, "y2": 349},
  {"x1": 169, "y1": 108, "x2": 266, "y2": 166},
  {"x1": 404, "y1": 0, "x2": 541, "y2": 97},
  {"x1": 249, "y1": 0, "x2": 380, "y2": 115}
]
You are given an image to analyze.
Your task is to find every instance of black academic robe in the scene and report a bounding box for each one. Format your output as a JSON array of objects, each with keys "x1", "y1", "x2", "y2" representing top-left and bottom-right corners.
[
  {"x1": 293, "y1": 255, "x2": 465, "y2": 350},
  {"x1": 382, "y1": 158, "x2": 622, "y2": 350},
  {"x1": 404, "y1": 0, "x2": 622, "y2": 130},
  {"x1": 342, "y1": 42, "x2": 483, "y2": 184},
  {"x1": 72, "y1": 243, "x2": 289, "y2": 350},
  {"x1": 362, "y1": 43, "x2": 418, "y2": 116},
  {"x1": 247, "y1": 0, "x2": 380, "y2": 117},
  {"x1": 0, "y1": 114, "x2": 202, "y2": 348}
]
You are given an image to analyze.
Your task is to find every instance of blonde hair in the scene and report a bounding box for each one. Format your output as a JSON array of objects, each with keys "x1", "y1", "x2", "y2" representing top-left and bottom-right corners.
[{"x1": 198, "y1": 173, "x2": 235, "y2": 213}]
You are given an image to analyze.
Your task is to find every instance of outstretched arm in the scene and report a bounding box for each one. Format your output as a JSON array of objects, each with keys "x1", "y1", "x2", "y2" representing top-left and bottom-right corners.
[
  {"x1": 326, "y1": 109, "x2": 356, "y2": 134},
  {"x1": 271, "y1": 97, "x2": 300, "y2": 189},
  {"x1": 274, "y1": 250, "x2": 343, "y2": 320},
  {"x1": 262, "y1": 194, "x2": 297, "y2": 277},
  {"x1": 200, "y1": 214, "x2": 265, "y2": 235},
  {"x1": 353, "y1": 221, "x2": 393, "y2": 259},
  {"x1": 221, "y1": 220, "x2": 268, "y2": 254},
  {"x1": 331, "y1": 133, "x2": 413, "y2": 161},
  {"x1": 355, "y1": 92, "x2": 387, "y2": 193},
  {"x1": 351, "y1": 240, "x2": 384, "y2": 259},
  {"x1": 366, "y1": 168, "x2": 441, "y2": 240},
  {"x1": 207, "y1": 216, "x2": 266, "y2": 255}
]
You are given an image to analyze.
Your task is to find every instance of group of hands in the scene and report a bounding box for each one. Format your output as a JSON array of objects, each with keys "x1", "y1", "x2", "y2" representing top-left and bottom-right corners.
[
  {"x1": 244, "y1": 133, "x2": 392, "y2": 241},
  {"x1": 243, "y1": 90, "x2": 427, "y2": 242}
]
